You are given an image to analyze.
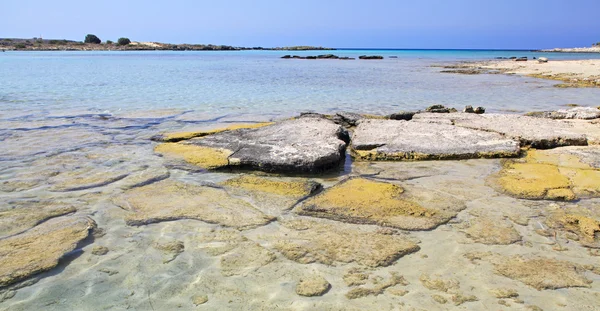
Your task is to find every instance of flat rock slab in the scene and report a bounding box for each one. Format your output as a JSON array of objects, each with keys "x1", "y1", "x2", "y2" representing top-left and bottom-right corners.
[
  {"x1": 351, "y1": 119, "x2": 520, "y2": 161},
  {"x1": 155, "y1": 118, "x2": 349, "y2": 173},
  {"x1": 414, "y1": 113, "x2": 591, "y2": 148},
  {"x1": 274, "y1": 219, "x2": 420, "y2": 267},
  {"x1": 220, "y1": 175, "x2": 321, "y2": 214},
  {"x1": 493, "y1": 256, "x2": 592, "y2": 290},
  {"x1": 115, "y1": 180, "x2": 274, "y2": 229},
  {"x1": 0, "y1": 216, "x2": 96, "y2": 287},
  {"x1": 489, "y1": 147, "x2": 600, "y2": 200},
  {"x1": 219, "y1": 242, "x2": 276, "y2": 276},
  {"x1": 463, "y1": 217, "x2": 521, "y2": 245},
  {"x1": 0, "y1": 202, "x2": 76, "y2": 239},
  {"x1": 297, "y1": 178, "x2": 465, "y2": 230}
]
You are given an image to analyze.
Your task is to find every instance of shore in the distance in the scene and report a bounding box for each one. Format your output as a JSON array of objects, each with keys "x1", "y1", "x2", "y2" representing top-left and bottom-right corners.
[
  {"x1": 0, "y1": 38, "x2": 334, "y2": 51},
  {"x1": 440, "y1": 59, "x2": 600, "y2": 88},
  {"x1": 538, "y1": 46, "x2": 600, "y2": 53}
]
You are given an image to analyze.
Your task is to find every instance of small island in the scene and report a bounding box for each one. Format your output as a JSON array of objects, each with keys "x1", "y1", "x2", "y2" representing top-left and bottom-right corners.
[{"x1": 0, "y1": 34, "x2": 335, "y2": 51}]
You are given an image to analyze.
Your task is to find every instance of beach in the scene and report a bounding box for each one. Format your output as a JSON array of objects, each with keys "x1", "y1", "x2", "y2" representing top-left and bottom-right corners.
[{"x1": 1, "y1": 51, "x2": 600, "y2": 311}]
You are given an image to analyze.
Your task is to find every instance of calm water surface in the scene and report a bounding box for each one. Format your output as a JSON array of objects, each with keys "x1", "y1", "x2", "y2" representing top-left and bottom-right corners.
[
  {"x1": 1, "y1": 50, "x2": 600, "y2": 310},
  {"x1": 2, "y1": 49, "x2": 600, "y2": 121}
]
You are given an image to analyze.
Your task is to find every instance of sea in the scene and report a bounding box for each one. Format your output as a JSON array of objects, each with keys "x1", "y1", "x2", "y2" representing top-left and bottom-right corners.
[
  {"x1": 1, "y1": 49, "x2": 600, "y2": 310},
  {"x1": 2, "y1": 49, "x2": 600, "y2": 123}
]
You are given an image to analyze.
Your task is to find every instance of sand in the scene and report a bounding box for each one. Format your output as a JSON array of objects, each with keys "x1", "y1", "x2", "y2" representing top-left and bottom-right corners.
[{"x1": 477, "y1": 59, "x2": 600, "y2": 79}]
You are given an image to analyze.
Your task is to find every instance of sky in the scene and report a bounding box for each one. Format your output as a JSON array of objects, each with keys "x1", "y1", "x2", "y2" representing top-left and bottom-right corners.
[{"x1": 1, "y1": 0, "x2": 599, "y2": 49}]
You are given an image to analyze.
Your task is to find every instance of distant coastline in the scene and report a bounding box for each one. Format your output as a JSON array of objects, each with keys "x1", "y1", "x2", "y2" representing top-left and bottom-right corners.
[
  {"x1": 536, "y1": 46, "x2": 600, "y2": 53},
  {"x1": 0, "y1": 38, "x2": 335, "y2": 51}
]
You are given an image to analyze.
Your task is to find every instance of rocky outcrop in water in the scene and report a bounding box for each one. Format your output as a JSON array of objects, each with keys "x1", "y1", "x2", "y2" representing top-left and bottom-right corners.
[
  {"x1": 351, "y1": 119, "x2": 520, "y2": 161},
  {"x1": 0, "y1": 216, "x2": 96, "y2": 287},
  {"x1": 155, "y1": 118, "x2": 349, "y2": 173}
]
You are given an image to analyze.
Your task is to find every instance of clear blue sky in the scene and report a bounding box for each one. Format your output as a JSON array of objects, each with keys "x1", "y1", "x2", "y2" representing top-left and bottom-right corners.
[{"x1": 2, "y1": 0, "x2": 599, "y2": 49}]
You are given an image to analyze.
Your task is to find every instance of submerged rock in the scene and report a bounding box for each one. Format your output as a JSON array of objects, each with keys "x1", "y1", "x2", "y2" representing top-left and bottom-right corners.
[
  {"x1": 351, "y1": 119, "x2": 520, "y2": 161},
  {"x1": 220, "y1": 175, "x2": 321, "y2": 214},
  {"x1": 0, "y1": 203, "x2": 76, "y2": 239},
  {"x1": 545, "y1": 208, "x2": 600, "y2": 248},
  {"x1": 151, "y1": 123, "x2": 274, "y2": 142},
  {"x1": 493, "y1": 256, "x2": 592, "y2": 290},
  {"x1": 0, "y1": 216, "x2": 96, "y2": 287},
  {"x1": 220, "y1": 242, "x2": 275, "y2": 276},
  {"x1": 296, "y1": 275, "x2": 331, "y2": 297},
  {"x1": 463, "y1": 217, "x2": 521, "y2": 245},
  {"x1": 297, "y1": 178, "x2": 465, "y2": 230},
  {"x1": 155, "y1": 118, "x2": 349, "y2": 173},
  {"x1": 274, "y1": 219, "x2": 420, "y2": 267},
  {"x1": 490, "y1": 147, "x2": 600, "y2": 200},
  {"x1": 345, "y1": 272, "x2": 407, "y2": 299},
  {"x1": 115, "y1": 180, "x2": 274, "y2": 229}
]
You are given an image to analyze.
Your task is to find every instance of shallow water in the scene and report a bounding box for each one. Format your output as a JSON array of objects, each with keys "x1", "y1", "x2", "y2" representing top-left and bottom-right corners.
[{"x1": 1, "y1": 51, "x2": 600, "y2": 310}]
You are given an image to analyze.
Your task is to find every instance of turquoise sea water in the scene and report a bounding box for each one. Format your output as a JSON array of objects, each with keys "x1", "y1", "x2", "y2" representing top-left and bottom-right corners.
[
  {"x1": 2, "y1": 49, "x2": 600, "y2": 122},
  {"x1": 2, "y1": 50, "x2": 600, "y2": 310}
]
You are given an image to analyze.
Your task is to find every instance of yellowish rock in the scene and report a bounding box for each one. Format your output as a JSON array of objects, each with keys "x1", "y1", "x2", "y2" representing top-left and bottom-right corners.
[
  {"x1": 157, "y1": 123, "x2": 274, "y2": 142},
  {"x1": 0, "y1": 203, "x2": 76, "y2": 238},
  {"x1": 464, "y1": 217, "x2": 521, "y2": 245},
  {"x1": 345, "y1": 272, "x2": 407, "y2": 299},
  {"x1": 298, "y1": 178, "x2": 459, "y2": 230},
  {"x1": 419, "y1": 274, "x2": 460, "y2": 293},
  {"x1": 493, "y1": 256, "x2": 592, "y2": 290},
  {"x1": 0, "y1": 216, "x2": 96, "y2": 287},
  {"x1": 296, "y1": 275, "x2": 331, "y2": 297},
  {"x1": 275, "y1": 220, "x2": 420, "y2": 267},
  {"x1": 154, "y1": 143, "x2": 233, "y2": 170},
  {"x1": 191, "y1": 294, "x2": 208, "y2": 305},
  {"x1": 489, "y1": 288, "x2": 519, "y2": 299},
  {"x1": 220, "y1": 242, "x2": 275, "y2": 276},
  {"x1": 546, "y1": 210, "x2": 600, "y2": 246},
  {"x1": 492, "y1": 148, "x2": 600, "y2": 200},
  {"x1": 115, "y1": 180, "x2": 274, "y2": 229},
  {"x1": 220, "y1": 175, "x2": 319, "y2": 197}
]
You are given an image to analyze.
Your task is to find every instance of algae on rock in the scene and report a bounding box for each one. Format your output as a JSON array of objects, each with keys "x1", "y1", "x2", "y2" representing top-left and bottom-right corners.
[
  {"x1": 0, "y1": 216, "x2": 96, "y2": 287},
  {"x1": 155, "y1": 118, "x2": 349, "y2": 173},
  {"x1": 297, "y1": 178, "x2": 464, "y2": 230},
  {"x1": 493, "y1": 256, "x2": 592, "y2": 290},
  {"x1": 296, "y1": 275, "x2": 331, "y2": 297},
  {"x1": 274, "y1": 219, "x2": 420, "y2": 267},
  {"x1": 0, "y1": 203, "x2": 76, "y2": 239},
  {"x1": 115, "y1": 180, "x2": 275, "y2": 229},
  {"x1": 464, "y1": 217, "x2": 522, "y2": 245},
  {"x1": 490, "y1": 148, "x2": 600, "y2": 200},
  {"x1": 220, "y1": 242, "x2": 276, "y2": 277}
]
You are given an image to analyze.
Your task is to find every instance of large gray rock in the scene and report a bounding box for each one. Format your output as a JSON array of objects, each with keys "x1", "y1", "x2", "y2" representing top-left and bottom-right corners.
[
  {"x1": 412, "y1": 113, "x2": 593, "y2": 148},
  {"x1": 158, "y1": 118, "x2": 349, "y2": 173},
  {"x1": 351, "y1": 119, "x2": 520, "y2": 160}
]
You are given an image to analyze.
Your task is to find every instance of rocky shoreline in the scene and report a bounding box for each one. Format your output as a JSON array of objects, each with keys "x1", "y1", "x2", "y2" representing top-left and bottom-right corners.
[
  {"x1": 1, "y1": 105, "x2": 600, "y2": 310},
  {"x1": 436, "y1": 59, "x2": 600, "y2": 88},
  {"x1": 0, "y1": 38, "x2": 335, "y2": 51}
]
